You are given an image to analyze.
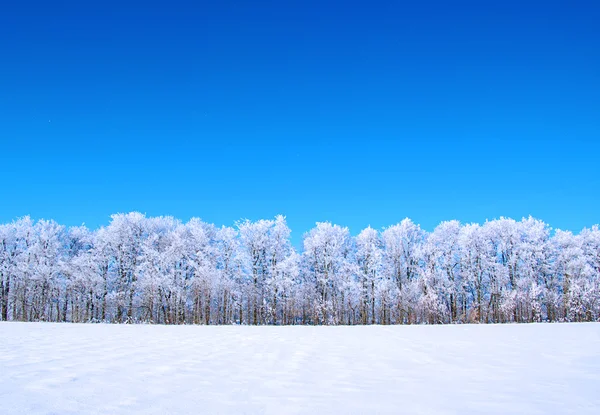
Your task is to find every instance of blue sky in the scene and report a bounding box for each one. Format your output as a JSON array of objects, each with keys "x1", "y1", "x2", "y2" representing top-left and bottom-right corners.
[{"x1": 1, "y1": 1, "x2": 599, "y2": 243}]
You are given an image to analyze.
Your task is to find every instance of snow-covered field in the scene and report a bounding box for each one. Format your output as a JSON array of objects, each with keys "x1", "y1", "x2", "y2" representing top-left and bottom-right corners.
[{"x1": 1, "y1": 323, "x2": 599, "y2": 415}]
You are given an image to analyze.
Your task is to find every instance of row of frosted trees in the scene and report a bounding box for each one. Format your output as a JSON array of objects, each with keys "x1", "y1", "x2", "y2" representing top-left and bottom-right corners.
[{"x1": 1, "y1": 213, "x2": 599, "y2": 325}]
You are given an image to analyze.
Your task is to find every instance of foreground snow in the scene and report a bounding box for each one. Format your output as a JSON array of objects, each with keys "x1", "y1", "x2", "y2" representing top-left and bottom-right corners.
[{"x1": 1, "y1": 323, "x2": 599, "y2": 414}]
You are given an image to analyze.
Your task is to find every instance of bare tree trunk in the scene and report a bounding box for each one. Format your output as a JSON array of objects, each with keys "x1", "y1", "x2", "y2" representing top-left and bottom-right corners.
[
  {"x1": 204, "y1": 291, "x2": 211, "y2": 325},
  {"x1": 62, "y1": 290, "x2": 69, "y2": 322},
  {"x1": 371, "y1": 281, "x2": 375, "y2": 325},
  {"x1": 1, "y1": 274, "x2": 9, "y2": 321}
]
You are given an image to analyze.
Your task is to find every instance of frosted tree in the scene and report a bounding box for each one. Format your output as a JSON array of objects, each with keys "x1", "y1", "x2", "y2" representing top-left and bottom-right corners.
[
  {"x1": 381, "y1": 219, "x2": 425, "y2": 323},
  {"x1": 89, "y1": 227, "x2": 114, "y2": 321},
  {"x1": 215, "y1": 225, "x2": 240, "y2": 324},
  {"x1": 21, "y1": 219, "x2": 64, "y2": 321},
  {"x1": 0, "y1": 218, "x2": 28, "y2": 321},
  {"x1": 0, "y1": 212, "x2": 598, "y2": 325},
  {"x1": 238, "y1": 218, "x2": 272, "y2": 324},
  {"x1": 482, "y1": 218, "x2": 518, "y2": 322},
  {"x1": 515, "y1": 217, "x2": 552, "y2": 322},
  {"x1": 425, "y1": 220, "x2": 462, "y2": 322},
  {"x1": 61, "y1": 225, "x2": 94, "y2": 322},
  {"x1": 185, "y1": 218, "x2": 219, "y2": 324},
  {"x1": 264, "y1": 216, "x2": 295, "y2": 324},
  {"x1": 104, "y1": 212, "x2": 147, "y2": 322},
  {"x1": 0, "y1": 222, "x2": 15, "y2": 321},
  {"x1": 8, "y1": 217, "x2": 36, "y2": 321},
  {"x1": 355, "y1": 227, "x2": 382, "y2": 324},
  {"x1": 273, "y1": 250, "x2": 300, "y2": 324},
  {"x1": 580, "y1": 225, "x2": 600, "y2": 320},
  {"x1": 137, "y1": 216, "x2": 179, "y2": 323},
  {"x1": 459, "y1": 223, "x2": 494, "y2": 322},
  {"x1": 236, "y1": 216, "x2": 297, "y2": 324},
  {"x1": 553, "y1": 229, "x2": 599, "y2": 321},
  {"x1": 302, "y1": 222, "x2": 352, "y2": 324}
]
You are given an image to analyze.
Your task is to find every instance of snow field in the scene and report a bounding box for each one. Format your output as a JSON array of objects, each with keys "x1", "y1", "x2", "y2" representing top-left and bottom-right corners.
[{"x1": 1, "y1": 322, "x2": 599, "y2": 414}]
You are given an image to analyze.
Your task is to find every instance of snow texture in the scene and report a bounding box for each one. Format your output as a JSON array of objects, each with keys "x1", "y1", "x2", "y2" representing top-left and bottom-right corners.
[{"x1": 1, "y1": 322, "x2": 599, "y2": 414}]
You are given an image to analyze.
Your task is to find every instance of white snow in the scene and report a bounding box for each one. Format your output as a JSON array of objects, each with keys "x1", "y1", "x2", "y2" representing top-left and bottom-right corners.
[{"x1": 1, "y1": 323, "x2": 599, "y2": 414}]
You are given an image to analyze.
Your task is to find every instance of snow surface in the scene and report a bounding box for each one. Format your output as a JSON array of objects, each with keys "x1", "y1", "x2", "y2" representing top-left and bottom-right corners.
[{"x1": 1, "y1": 323, "x2": 599, "y2": 415}]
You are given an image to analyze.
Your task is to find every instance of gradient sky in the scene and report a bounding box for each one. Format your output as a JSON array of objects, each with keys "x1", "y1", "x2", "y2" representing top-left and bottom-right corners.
[{"x1": 1, "y1": 0, "x2": 599, "y2": 243}]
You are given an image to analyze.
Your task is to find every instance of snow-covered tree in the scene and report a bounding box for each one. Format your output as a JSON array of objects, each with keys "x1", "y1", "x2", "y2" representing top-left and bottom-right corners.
[
  {"x1": 355, "y1": 227, "x2": 382, "y2": 324},
  {"x1": 381, "y1": 219, "x2": 425, "y2": 323},
  {"x1": 302, "y1": 222, "x2": 352, "y2": 324},
  {"x1": 0, "y1": 213, "x2": 597, "y2": 325}
]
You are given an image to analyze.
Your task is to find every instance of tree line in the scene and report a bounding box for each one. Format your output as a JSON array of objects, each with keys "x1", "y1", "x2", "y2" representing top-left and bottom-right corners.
[{"x1": 1, "y1": 213, "x2": 599, "y2": 325}]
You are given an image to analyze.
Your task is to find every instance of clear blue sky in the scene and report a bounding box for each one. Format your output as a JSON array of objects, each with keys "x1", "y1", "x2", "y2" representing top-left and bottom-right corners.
[{"x1": 1, "y1": 0, "x2": 599, "y2": 243}]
